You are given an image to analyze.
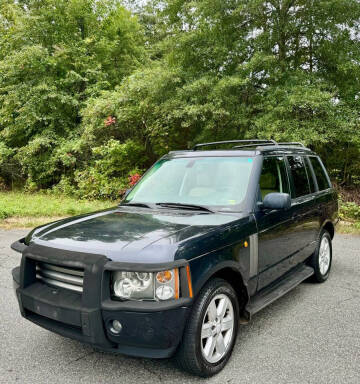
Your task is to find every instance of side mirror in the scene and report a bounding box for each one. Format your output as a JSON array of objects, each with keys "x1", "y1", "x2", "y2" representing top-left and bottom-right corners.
[{"x1": 262, "y1": 193, "x2": 291, "y2": 210}]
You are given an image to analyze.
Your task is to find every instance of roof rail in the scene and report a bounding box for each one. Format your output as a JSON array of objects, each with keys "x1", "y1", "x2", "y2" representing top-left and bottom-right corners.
[
  {"x1": 232, "y1": 143, "x2": 276, "y2": 149},
  {"x1": 277, "y1": 142, "x2": 305, "y2": 148},
  {"x1": 193, "y1": 139, "x2": 277, "y2": 151}
]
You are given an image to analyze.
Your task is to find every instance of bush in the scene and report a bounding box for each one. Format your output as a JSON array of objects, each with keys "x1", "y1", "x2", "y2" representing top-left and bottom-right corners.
[
  {"x1": 339, "y1": 201, "x2": 360, "y2": 221},
  {"x1": 0, "y1": 209, "x2": 9, "y2": 220},
  {"x1": 0, "y1": 0, "x2": 145, "y2": 192},
  {"x1": 69, "y1": 140, "x2": 145, "y2": 200},
  {"x1": 0, "y1": 177, "x2": 8, "y2": 191},
  {"x1": 1, "y1": 0, "x2": 360, "y2": 198},
  {"x1": 51, "y1": 140, "x2": 145, "y2": 200}
]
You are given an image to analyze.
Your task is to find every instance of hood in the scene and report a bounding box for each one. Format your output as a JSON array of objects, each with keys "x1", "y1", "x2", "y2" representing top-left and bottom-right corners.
[{"x1": 28, "y1": 207, "x2": 249, "y2": 263}]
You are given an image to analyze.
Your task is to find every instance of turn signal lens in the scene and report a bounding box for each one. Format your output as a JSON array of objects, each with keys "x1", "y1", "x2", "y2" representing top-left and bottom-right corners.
[
  {"x1": 155, "y1": 269, "x2": 178, "y2": 301},
  {"x1": 156, "y1": 270, "x2": 173, "y2": 283},
  {"x1": 186, "y1": 265, "x2": 193, "y2": 298}
]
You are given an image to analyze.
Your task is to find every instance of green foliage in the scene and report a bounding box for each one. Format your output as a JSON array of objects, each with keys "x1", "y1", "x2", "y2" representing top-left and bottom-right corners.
[
  {"x1": 338, "y1": 199, "x2": 360, "y2": 234},
  {"x1": 67, "y1": 140, "x2": 145, "y2": 199},
  {"x1": 339, "y1": 201, "x2": 360, "y2": 222},
  {"x1": 0, "y1": 191, "x2": 113, "y2": 219},
  {"x1": 0, "y1": 209, "x2": 9, "y2": 220},
  {"x1": 0, "y1": 0, "x2": 360, "y2": 197},
  {"x1": 0, "y1": 0, "x2": 145, "y2": 190}
]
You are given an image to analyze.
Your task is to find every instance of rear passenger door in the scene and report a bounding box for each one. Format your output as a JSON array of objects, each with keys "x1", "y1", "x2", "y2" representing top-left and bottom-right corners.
[{"x1": 285, "y1": 155, "x2": 320, "y2": 267}]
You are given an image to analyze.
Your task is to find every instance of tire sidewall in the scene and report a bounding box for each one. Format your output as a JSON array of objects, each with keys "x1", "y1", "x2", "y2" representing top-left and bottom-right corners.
[{"x1": 193, "y1": 280, "x2": 239, "y2": 376}]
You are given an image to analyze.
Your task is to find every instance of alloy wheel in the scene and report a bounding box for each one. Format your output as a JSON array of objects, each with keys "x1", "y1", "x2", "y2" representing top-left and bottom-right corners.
[
  {"x1": 200, "y1": 294, "x2": 235, "y2": 364},
  {"x1": 319, "y1": 236, "x2": 331, "y2": 275}
]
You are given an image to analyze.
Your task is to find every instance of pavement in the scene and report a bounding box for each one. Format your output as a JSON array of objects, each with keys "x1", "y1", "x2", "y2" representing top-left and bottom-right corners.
[{"x1": 0, "y1": 229, "x2": 359, "y2": 384}]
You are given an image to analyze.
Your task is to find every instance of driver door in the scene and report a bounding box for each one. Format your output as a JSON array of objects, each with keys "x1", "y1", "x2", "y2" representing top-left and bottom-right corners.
[{"x1": 255, "y1": 156, "x2": 294, "y2": 291}]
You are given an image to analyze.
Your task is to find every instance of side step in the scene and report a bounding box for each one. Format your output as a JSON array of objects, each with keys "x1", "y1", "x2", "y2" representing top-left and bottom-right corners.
[{"x1": 245, "y1": 264, "x2": 314, "y2": 319}]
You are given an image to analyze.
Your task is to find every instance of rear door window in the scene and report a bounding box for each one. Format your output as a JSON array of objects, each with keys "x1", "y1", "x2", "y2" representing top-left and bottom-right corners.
[
  {"x1": 304, "y1": 157, "x2": 316, "y2": 193},
  {"x1": 309, "y1": 156, "x2": 331, "y2": 191},
  {"x1": 287, "y1": 155, "x2": 311, "y2": 198}
]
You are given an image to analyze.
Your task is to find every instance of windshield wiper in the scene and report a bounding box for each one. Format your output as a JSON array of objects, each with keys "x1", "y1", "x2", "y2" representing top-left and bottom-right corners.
[
  {"x1": 120, "y1": 202, "x2": 152, "y2": 209},
  {"x1": 156, "y1": 202, "x2": 214, "y2": 213}
]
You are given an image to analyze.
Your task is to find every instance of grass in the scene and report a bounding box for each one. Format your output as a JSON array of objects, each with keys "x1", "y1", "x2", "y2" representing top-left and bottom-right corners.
[
  {"x1": 337, "y1": 220, "x2": 360, "y2": 235},
  {"x1": 338, "y1": 200, "x2": 360, "y2": 235},
  {"x1": 0, "y1": 192, "x2": 115, "y2": 229}
]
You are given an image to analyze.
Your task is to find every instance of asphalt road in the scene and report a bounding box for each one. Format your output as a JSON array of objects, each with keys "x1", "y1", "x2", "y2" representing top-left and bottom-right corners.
[{"x1": 0, "y1": 230, "x2": 359, "y2": 384}]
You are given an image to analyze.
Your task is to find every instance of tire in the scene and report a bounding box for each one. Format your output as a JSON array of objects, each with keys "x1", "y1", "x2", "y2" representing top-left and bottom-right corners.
[
  {"x1": 310, "y1": 229, "x2": 332, "y2": 283},
  {"x1": 176, "y1": 278, "x2": 239, "y2": 377}
]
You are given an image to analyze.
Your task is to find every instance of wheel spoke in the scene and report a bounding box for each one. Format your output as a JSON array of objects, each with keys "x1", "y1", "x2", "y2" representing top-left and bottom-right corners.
[
  {"x1": 216, "y1": 333, "x2": 226, "y2": 356},
  {"x1": 208, "y1": 300, "x2": 217, "y2": 322},
  {"x1": 221, "y1": 317, "x2": 233, "y2": 332},
  {"x1": 204, "y1": 336, "x2": 216, "y2": 358},
  {"x1": 201, "y1": 323, "x2": 212, "y2": 339},
  {"x1": 324, "y1": 241, "x2": 329, "y2": 253},
  {"x1": 217, "y1": 297, "x2": 228, "y2": 319}
]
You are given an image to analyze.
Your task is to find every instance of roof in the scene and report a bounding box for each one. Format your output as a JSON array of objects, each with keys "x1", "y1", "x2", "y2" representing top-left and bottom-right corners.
[{"x1": 167, "y1": 140, "x2": 316, "y2": 157}]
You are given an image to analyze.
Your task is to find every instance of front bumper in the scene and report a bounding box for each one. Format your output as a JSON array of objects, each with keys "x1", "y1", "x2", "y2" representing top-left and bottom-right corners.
[{"x1": 11, "y1": 241, "x2": 192, "y2": 358}]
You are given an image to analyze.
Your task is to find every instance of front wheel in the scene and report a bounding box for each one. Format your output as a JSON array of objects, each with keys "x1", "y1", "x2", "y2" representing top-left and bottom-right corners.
[
  {"x1": 310, "y1": 230, "x2": 332, "y2": 283},
  {"x1": 176, "y1": 278, "x2": 239, "y2": 377}
]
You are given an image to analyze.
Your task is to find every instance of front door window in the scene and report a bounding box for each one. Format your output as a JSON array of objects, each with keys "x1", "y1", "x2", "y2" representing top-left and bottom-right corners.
[{"x1": 259, "y1": 156, "x2": 290, "y2": 201}]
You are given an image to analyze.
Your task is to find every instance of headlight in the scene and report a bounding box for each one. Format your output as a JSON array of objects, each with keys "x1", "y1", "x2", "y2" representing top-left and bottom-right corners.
[
  {"x1": 112, "y1": 269, "x2": 179, "y2": 301},
  {"x1": 113, "y1": 271, "x2": 154, "y2": 300}
]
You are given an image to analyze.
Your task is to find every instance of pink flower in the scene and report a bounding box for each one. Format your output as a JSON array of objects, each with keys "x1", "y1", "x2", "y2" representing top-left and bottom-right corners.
[
  {"x1": 104, "y1": 116, "x2": 116, "y2": 127},
  {"x1": 129, "y1": 173, "x2": 141, "y2": 186}
]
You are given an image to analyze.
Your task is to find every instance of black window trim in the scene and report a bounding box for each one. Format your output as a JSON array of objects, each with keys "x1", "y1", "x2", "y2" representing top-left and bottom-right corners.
[
  {"x1": 303, "y1": 156, "x2": 318, "y2": 193},
  {"x1": 257, "y1": 153, "x2": 332, "y2": 205},
  {"x1": 308, "y1": 155, "x2": 332, "y2": 191},
  {"x1": 285, "y1": 154, "x2": 313, "y2": 201}
]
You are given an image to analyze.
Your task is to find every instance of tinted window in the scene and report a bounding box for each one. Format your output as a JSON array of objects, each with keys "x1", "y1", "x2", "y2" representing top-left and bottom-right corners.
[
  {"x1": 309, "y1": 156, "x2": 331, "y2": 191},
  {"x1": 287, "y1": 156, "x2": 310, "y2": 198},
  {"x1": 260, "y1": 157, "x2": 290, "y2": 200},
  {"x1": 304, "y1": 157, "x2": 316, "y2": 193}
]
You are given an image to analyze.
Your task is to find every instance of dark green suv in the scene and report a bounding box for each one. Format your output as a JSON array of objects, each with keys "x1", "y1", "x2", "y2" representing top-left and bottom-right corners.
[{"x1": 11, "y1": 140, "x2": 338, "y2": 377}]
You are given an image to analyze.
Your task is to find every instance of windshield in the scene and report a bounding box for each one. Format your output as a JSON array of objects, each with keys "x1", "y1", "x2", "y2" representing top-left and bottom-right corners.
[{"x1": 124, "y1": 156, "x2": 254, "y2": 211}]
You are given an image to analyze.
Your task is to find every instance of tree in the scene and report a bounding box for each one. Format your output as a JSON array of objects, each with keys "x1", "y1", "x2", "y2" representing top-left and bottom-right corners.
[
  {"x1": 1, "y1": 0, "x2": 359, "y2": 196},
  {"x1": 0, "y1": 0, "x2": 145, "y2": 188}
]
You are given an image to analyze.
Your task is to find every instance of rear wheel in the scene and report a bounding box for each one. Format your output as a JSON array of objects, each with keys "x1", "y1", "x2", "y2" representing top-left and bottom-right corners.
[
  {"x1": 176, "y1": 278, "x2": 239, "y2": 377},
  {"x1": 310, "y1": 230, "x2": 332, "y2": 283}
]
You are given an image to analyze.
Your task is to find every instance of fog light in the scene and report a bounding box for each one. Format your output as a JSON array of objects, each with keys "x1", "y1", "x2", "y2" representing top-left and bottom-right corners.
[{"x1": 110, "y1": 320, "x2": 122, "y2": 334}]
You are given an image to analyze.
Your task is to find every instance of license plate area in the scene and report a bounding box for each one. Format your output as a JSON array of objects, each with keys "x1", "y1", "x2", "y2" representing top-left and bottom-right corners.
[{"x1": 21, "y1": 282, "x2": 82, "y2": 327}]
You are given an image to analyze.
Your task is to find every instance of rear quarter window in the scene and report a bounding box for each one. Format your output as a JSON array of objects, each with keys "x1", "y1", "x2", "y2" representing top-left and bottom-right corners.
[{"x1": 309, "y1": 156, "x2": 331, "y2": 191}]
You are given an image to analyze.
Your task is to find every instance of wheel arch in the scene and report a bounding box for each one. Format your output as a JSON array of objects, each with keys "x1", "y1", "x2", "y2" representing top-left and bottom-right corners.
[
  {"x1": 321, "y1": 220, "x2": 335, "y2": 239},
  {"x1": 212, "y1": 267, "x2": 249, "y2": 314},
  {"x1": 192, "y1": 261, "x2": 249, "y2": 315}
]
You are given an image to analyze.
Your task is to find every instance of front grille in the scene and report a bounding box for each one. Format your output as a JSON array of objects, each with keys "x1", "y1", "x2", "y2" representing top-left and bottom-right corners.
[{"x1": 36, "y1": 262, "x2": 84, "y2": 293}]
